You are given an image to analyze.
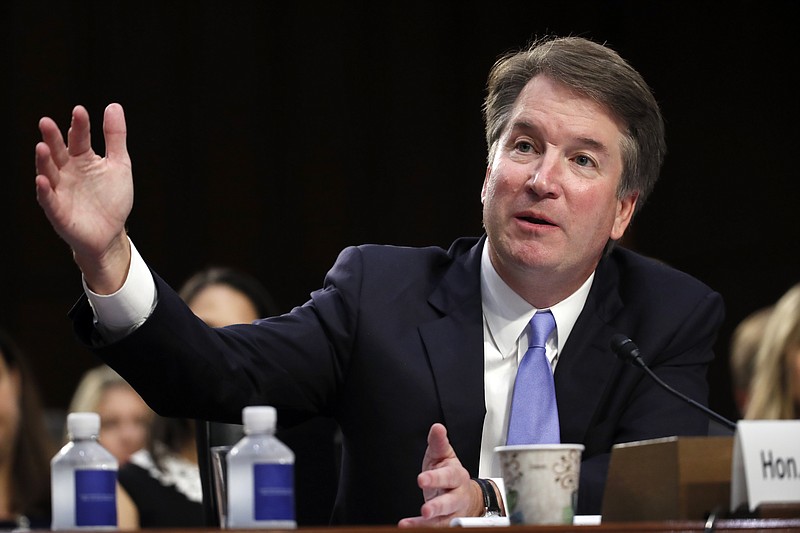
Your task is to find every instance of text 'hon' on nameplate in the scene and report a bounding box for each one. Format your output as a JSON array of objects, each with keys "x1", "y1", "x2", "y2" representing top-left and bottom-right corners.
[{"x1": 731, "y1": 420, "x2": 800, "y2": 512}]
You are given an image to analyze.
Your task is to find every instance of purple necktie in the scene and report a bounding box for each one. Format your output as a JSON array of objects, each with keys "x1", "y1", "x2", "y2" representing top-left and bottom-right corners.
[{"x1": 506, "y1": 310, "x2": 560, "y2": 445}]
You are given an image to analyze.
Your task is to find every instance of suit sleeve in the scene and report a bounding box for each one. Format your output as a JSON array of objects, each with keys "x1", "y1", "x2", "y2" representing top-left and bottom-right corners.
[{"x1": 70, "y1": 248, "x2": 365, "y2": 427}]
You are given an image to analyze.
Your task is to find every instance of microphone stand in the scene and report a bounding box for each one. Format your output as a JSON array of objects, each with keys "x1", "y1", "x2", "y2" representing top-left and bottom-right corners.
[
  {"x1": 611, "y1": 334, "x2": 737, "y2": 432},
  {"x1": 196, "y1": 419, "x2": 219, "y2": 526}
]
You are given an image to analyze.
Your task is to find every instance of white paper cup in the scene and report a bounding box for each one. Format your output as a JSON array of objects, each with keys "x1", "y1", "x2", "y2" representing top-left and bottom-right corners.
[{"x1": 495, "y1": 443, "x2": 584, "y2": 525}]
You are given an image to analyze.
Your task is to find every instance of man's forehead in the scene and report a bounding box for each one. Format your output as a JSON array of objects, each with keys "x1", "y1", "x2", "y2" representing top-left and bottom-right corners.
[
  {"x1": 513, "y1": 75, "x2": 624, "y2": 125},
  {"x1": 504, "y1": 78, "x2": 625, "y2": 144}
]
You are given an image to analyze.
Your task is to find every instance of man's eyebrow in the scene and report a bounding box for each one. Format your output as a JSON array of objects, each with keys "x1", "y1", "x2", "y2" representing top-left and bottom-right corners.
[
  {"x1": 575, "y1": 136, "x2": 611, "y2": 156},
  {"x1": 509, "y1": 120, "x2": 537, "y2": 133},
  {"x1": 508, "y1": 122, "x2": 612, "y2": 154}
]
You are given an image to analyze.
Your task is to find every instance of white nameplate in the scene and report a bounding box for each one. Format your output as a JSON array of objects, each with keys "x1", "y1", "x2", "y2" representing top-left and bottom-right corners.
[{"x1": 731, "y1": 420, "x2": 800, "y2": 512}]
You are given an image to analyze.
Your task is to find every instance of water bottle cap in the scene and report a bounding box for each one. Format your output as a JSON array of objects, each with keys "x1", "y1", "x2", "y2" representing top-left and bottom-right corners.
[
  {"x1": 242, "y1": 406, "x2": 276, "y2": 433},
  {"x1": 67, "y1": 412, "x2": 101, "y2": 439}
]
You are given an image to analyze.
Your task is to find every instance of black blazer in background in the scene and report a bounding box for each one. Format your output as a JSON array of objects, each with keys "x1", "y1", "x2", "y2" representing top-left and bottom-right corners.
[{"x1": 72, "y1": 235, "x2": 724, "y2": 524}]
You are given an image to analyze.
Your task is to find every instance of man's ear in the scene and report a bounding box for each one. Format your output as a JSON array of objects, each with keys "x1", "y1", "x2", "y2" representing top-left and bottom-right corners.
[
  {"x1": 610, "y1": 191, "x2": 639, "y2": 241},
  {"x1": 480, "y1": 166, "x2": 491, "y2": 205}
]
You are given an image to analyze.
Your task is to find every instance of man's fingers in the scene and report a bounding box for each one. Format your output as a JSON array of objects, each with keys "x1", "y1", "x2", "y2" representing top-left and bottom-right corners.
[
  {"x1": 398, "y1": 515, "x2": 452, "y2": 528},
  {"x1": 398, "y1": 490, "x2": 464, "y2": 527},
  {"x1": 397, "y1": 517, "x2": 419, "y2": 528},
  {"x1": 426, "y1": 422, "x2": 455, "y2": 460},
  {"x1": 403, "y1": 423, "x2": 477, "y2": 527},
  {"x1": 103, "y1": 103, "x2": 128, "y2": 162},
  {"x1": 418, "y1": 461, "x2": 465, "y2": 491},
  {"x1": 38, "y1": 117, "x2": 69, "y2": 168},
  {"x1": 34, "y1": 174, "x2": 57, "y2": 214},
  {"x1": 35, "y1": 142, "x2": 61, "y2": 188},
  {"x1": 420, "y1": 490, "x2": 462, "y2": 520},
  {"x1": 398, "y1": 516, "x2": 437, "y2": 528},
  {"x1": 67, "y1": 105, "x2": 92, "y2": 157}
]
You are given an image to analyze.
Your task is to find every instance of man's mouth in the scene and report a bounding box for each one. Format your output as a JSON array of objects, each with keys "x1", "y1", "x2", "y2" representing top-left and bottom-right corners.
[{"x1": 519, "y1": 215, "x2": 556, "y2": 226}]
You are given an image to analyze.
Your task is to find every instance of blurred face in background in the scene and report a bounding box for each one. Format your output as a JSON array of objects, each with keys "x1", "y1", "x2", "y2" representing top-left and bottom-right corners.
[
  {"x1": 0, "y1": 352, "x2": 21, "y2": 462},
  {"x1": 96, "y1": 383, "x2": 152, "y2": 464},
  {"x1": 188, "y1": 284, "x2": 260, "y2": 327}
]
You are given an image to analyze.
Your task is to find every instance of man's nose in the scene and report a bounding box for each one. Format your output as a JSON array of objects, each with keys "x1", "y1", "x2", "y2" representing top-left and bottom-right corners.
[{"x1": 526, "y1": 154, "x2": 561, "y2": 196}]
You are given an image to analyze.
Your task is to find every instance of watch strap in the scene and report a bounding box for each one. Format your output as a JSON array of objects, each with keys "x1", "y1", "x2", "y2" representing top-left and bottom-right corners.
[{"x1": 472, "y1": 477, "x2": 502, "y2": 517}]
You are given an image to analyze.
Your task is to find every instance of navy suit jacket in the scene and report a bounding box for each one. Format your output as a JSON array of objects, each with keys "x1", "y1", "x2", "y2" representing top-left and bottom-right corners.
[{"x1": 72, "y1": 236, "x2": 724, "y2": 524}]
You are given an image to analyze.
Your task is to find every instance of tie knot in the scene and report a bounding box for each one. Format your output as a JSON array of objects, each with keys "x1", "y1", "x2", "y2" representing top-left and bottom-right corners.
[{"x1": 529, "y1": 310, "x2": 555, "y2": 350}]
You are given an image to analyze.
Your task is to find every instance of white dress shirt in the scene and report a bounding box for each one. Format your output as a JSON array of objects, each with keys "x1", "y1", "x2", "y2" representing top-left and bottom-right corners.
[{"x1": 478, "y1": 243, "x2": 593, "y2": 478}]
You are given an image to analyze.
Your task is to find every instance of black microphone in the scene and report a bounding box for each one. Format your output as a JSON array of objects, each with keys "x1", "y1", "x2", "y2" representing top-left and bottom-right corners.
[{"x1": 610, "y1": 334, "x2": 737, "y2": 431}]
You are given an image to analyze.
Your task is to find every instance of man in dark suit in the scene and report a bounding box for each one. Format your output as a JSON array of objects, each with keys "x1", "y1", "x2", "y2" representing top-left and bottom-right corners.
[{"x1": 34, "y1": 36, "x2": 723, "y2": 526}]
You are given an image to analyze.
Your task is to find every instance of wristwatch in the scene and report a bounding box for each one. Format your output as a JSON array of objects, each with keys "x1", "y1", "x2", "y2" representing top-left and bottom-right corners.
[{"x1": 472, "y1": 477, "x2": 502, "y2": 517}]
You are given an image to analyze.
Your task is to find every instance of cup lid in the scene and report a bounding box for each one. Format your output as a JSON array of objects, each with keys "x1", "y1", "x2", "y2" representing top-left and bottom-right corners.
[{"x1": 494, "y1": 443, "x2": 585, "y2": 453}]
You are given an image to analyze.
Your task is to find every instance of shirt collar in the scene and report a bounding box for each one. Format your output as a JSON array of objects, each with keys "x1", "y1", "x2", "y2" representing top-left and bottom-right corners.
[{"x1": 480, "y1": 242, "x2": 594, "y2": 358}]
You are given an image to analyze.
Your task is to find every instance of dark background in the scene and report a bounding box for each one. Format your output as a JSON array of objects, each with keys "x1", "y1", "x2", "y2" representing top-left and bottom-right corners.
[{"x1": 2, "y1": 0, "x2": 797, "y2": 423}]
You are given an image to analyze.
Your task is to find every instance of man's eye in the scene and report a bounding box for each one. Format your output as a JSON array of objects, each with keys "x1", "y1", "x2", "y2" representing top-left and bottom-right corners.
[
  {"x1": 515, "y1": 141, "x2": 534, "y2": 153},
  {"x1": 574, "y1": 155, "x2": 595, "y2": 167}
]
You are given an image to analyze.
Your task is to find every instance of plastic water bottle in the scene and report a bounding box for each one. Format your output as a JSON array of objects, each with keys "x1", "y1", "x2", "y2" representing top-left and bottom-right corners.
[
  {"x1": 226, "y1": 406, "x2": 296, "y2": 528},
  {"x1": 51, "y1": 412, "x2": 118, "y2": 530}
]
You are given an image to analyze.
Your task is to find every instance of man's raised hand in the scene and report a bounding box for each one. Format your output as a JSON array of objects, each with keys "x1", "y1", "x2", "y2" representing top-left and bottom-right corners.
[{"x1": 35, "y1": 103, "x2": 134, "y2": 294}]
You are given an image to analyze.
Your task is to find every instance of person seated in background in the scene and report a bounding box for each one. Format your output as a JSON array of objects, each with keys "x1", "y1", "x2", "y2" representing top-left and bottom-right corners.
[
  {"x1": 117, "y1": 416, "x2": 202, "y2": 528},
  {"x1": 745, "y1": 283, "x2": 800, "y2": 420},
  {"x1": 116, "y1": 267, "x2": 261, "y2": 528},
  {"x1": 0, "y1": 329, "x2": 55, "y2": 529},
  {"x1": 178, "y1": 266, "x2": 280, "y2": 329},
  {"x1": 729, "y1": 306, "x2": 774, "y2": 416},
  {"x1": 68, "y1": 364, "x2": 153, "y2": 465},
  {"x1": 181, "y1": 267, "x2": 340, "y2": 526},
  {"x1": 118, "y1": 266, "x2": 339, "y2": 527}
]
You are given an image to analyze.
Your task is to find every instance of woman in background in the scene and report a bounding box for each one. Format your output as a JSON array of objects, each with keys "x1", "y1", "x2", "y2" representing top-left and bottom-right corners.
[
  {"x1": 118, "y1": 415, "x2": 202, "y2": 528},
  {"x1": 729, "y1": 306, "x2": 773, "y2": 416},
  {"x1": 68, "y1": 364, "x2": 153, "y2": 465},
  {"x1": 745, "y1": 283, "x2": 800, "y2": 420},
  {"x1": 117, "y1": 267, "x2": 283, "y2": 527},
  {"x1": 180, "y1": 268, "x2": 341, "y2": 525},
  {"x1": 0, "y1": 329, "x2": 54, "y2": 529}
]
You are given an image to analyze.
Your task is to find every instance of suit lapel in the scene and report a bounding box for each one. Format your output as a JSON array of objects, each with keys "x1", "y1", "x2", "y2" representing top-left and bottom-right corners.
[
  {"x1": 418, "y1": 237, "x2": 485, "y2": 473},
  {"x1": 554, "y1": 255, "x2": 624, "y2": 443},
  {"x1": 416, "y1": 240, "x2": 627, "y2": 468}
]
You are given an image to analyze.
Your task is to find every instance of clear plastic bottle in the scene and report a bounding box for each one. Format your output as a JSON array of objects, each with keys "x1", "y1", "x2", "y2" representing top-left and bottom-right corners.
[
  {"x1": 226, "y1": 406, "x2": 296, "y2": 529},
  {"x1": 51, "y1": 412, "x2": 118, "y2": 530}
]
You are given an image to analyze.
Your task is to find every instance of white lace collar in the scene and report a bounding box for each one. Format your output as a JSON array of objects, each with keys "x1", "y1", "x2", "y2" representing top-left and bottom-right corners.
[{"x1": 128, "y1": 447, "x2": 203, "y2": 503}]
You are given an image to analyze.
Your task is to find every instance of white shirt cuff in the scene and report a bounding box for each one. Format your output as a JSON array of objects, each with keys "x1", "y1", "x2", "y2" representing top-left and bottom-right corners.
[{"x1": 83, "y1": 238, "x2": 156, "y2": 338}]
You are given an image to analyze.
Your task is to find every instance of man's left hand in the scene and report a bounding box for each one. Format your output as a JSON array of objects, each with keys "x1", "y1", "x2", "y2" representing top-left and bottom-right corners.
[{"x1": 398, "y1": 423, "x2": 484, "y2": 527}]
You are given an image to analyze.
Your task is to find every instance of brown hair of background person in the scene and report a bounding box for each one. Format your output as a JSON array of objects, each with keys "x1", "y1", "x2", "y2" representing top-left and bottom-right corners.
[
  {"x1": 729, "y1": 306, "x2": 773, "y2": 416},
  {"x1": 745, "y1": 283, "x2": 800, "y2": 420},
  {"x1": 0, "y1": 329, "x2": 54, "y2": 528},
  {"x1": 178, "y1": 267, "x2": 280, "y2": 319}
]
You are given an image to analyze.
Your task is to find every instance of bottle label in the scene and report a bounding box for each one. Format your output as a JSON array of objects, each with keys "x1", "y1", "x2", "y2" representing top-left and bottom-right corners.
[
  {"x1": 75, "y1": 470, "x2": 117, "y2": 526},
  {"x1": 253, "y1": 464, "x2": 294, "y2": 521}
]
